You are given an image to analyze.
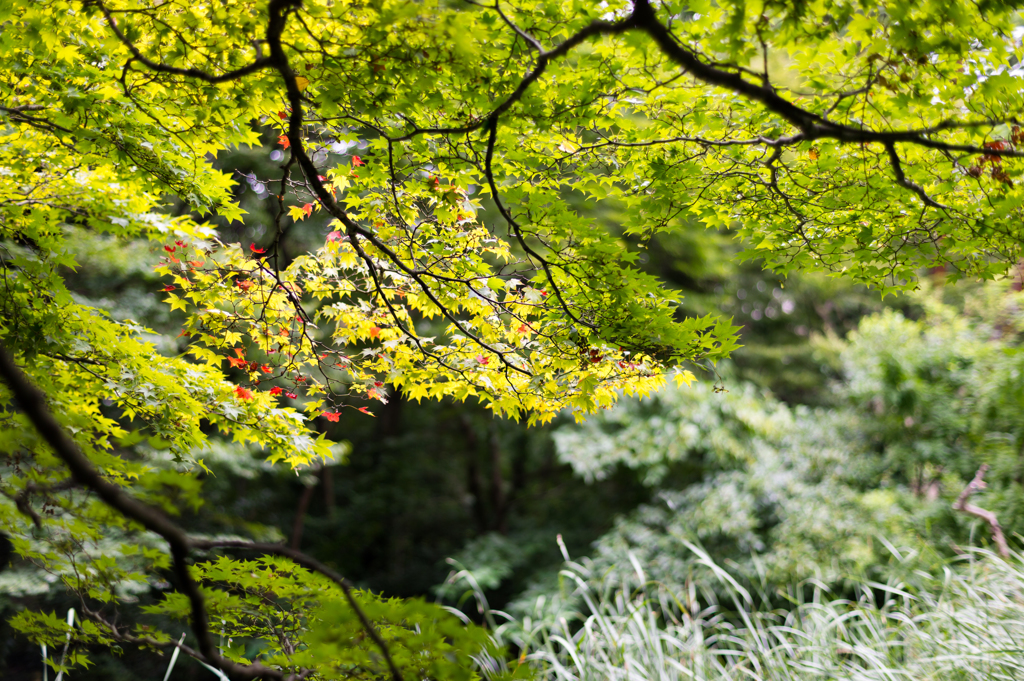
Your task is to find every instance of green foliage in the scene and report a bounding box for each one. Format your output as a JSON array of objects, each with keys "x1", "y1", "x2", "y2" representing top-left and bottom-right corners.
[
  {"x1": 5, "y1": 0, "x2": 1024, "y2": 677},
  {"x1": 840, "y1": 281, "x2": 1024, "y2": 543},
  {"x1": 542, "y1": 377, "x2": 907, "y2": 590}
]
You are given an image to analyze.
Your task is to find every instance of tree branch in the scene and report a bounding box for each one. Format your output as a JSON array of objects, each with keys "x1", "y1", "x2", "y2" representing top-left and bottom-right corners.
[
  {"x1": 0, "y1": 343, "x2": 403, "y2": 681},
  {"x1": 953, "y1": 465, "x2": 1010, "y2": 559},
  {"x1": 885, "y1": 143, "x2": 949, "y2": 209},
  {"x1": 93, "y1": 0, "x2": 272, "y2": 84}
]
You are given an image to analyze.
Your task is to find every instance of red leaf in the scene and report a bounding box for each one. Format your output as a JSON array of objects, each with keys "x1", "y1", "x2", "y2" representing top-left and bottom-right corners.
[
  {"x1": 327, "y1": 231, "x2": 344, "y2": 242},
  {"x1": 321, "y1": 411, "x2": 341, "y2": 422},
  {"x1": 236, "y1": 279, "x2": 252, "y2": 291},
  {"x1": 351, "y1": 155, "x2": 365, "y2": 166},
  {"x1": 475, "y1": 355, "x2": 490, "y2": 365},
  {"x1": 162, "y1": 285, "x2": 176, "y2": 292},
  {"x1": 270, "y1": 386, "x2": 283, "y2": 396},
  {"x1": 357, "y1": 406, "x2": 374, "y2": 416},
  {"x1": 175, "y1": 240, "x2": 187, "y2": 247},
  {"x1": 278, "y1": 134, "x2": 290, "y2": 149},
  {"x1": 250, "y1": 243, "x2": 267, "y2": 254},
  {"x1": 368, "y1": 326, "x2": 381, "y2": 339},
  {"x1": 278, "y1": 111, "x2": 287, "y2": 119},
  {"x1": 302, "y1": 203, "x2": 313, "y2": 218},
  {"x1": 517, "y1": 324, "x2": 529, "y2": 334},
  {"x1": 260, "y1": 364, "x2": 272, "y2": 373},
  {"x1": 285, "y1": 392, "x2": 298, "y2": 399},
  {"x1": 234, "y1": 386, "x2": 253, "y2": 400},
  {"x1": 164, "y1": 245, "x2": 176, "y2": 253},
  {"x1": 373, "y1": 381, "x2": 383, "y2": 387}
]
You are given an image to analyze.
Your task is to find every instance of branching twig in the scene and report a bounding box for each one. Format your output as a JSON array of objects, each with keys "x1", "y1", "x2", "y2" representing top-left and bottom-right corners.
[{"x1": 953, "y1": 465, "x2": 1010, "y2": 559}]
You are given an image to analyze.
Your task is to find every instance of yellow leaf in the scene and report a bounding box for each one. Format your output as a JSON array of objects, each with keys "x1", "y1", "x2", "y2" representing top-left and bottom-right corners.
[{"x1": 673, "y1": 370, "x2": 696, "y2": 387}]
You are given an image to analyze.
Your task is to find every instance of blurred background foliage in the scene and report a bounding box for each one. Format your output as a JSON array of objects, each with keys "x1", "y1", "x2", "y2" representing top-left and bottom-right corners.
[{"x1": 5, "y1": 131, "x2": 1024, "y2": 679}]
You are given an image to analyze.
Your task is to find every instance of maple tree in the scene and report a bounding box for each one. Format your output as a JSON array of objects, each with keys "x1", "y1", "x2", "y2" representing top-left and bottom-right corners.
[{"x1": 3, "y1": 0, "x2": 1024, "y2": 678}]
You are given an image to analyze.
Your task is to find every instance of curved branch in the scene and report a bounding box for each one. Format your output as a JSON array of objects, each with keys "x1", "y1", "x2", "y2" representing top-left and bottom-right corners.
[
  {"x1": 953, "y1": 465, "x2": 1010, "y2": 559},
  {"x1": 192, "y1": 539, "x2": 404, "y2": 681},
  {"x1": 0, "y1": 343, "x2": 403, "y2": 681},
  {"x1": 94, "y1": 0, "x2": 272, "y2": 84},
  {"x1": 885, "y1": 143, "x2": 949, "y2": 209},
  {"x1": 483, "y1": 118, "x2": 596, "y2": 330}
]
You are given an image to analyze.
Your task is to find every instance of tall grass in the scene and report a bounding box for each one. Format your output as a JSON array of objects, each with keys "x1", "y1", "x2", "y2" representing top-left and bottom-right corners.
[{"x1": 448, "y1": 542, "x2": 1024, "y2": 681}]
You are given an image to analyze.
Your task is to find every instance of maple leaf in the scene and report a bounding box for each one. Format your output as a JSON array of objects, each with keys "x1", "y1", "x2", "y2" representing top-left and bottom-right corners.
[
  {"x1": 285, "y1": 392, "x2": 298, "y2": 399},
  {"x1": 321, "y1": 411, "x2": 341, "y2": 422},
  {"x1": 162, "y1": 285, "x2": 176, "y2": 291},
  {"x1": 236, "y1": 279, "x2": 252, "y2": 291},
  {"x1": 351, "y1": 155, "x2": 365, "y2": 167},
  {"x1": 278, "y1": 111, "x2": 287, "y2": 119},
  {"x1": 227, "y1": 357, "x2": 248, "y2": 369},
  {"x1": 269, "y1": 386, "x2": 283, "y2": 396},
  {"x1": 250, "y1": 244, "x2": 267, "y2": 254},
  {"x1": 357, "y1": 406, "x2": 374, "y2": 416},
  {"x1": 278, "y1": 134, "x2": 290, "y2": 149},
  {"x1": 368, "y1": 326, "x2": 381, "y2": 339},
  {"x1": 233, "y1": 386, "x2": 253, "y2": 400},
  {"x1": 475, "y1": 355, "x2": 490, "y2": 365},
  {"x1": 164, "y1": 245, "x2": 176, "y2": 253},
  {"x1": 302, "y1": 203, "x2": 313, "y2": 218},
  {"x1": 517, "y1": 324, "x2": 529, "y2": 333},
  {"x1": 174, "y1": 240, "x2": 187, "y2": 247},
  {"x1": 260, "y1": 365, "x2": 272, "y2": 374}
]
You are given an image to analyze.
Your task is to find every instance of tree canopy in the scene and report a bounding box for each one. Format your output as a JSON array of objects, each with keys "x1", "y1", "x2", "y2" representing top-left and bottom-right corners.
[{"x1": 3, "y1": 0, "x2": 1024, "y2": 678}]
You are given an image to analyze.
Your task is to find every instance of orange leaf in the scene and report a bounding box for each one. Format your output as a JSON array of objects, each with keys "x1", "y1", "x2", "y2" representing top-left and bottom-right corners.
[
  {"x1": 321, "y1": 411, "x2": 341, "y2": 422},
  {"x1": 368, "y1": 326, "x2": 381, "y2": 339},
  {"x1": 278, "y1": 134, "x2": 290, "y2": 149}
]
